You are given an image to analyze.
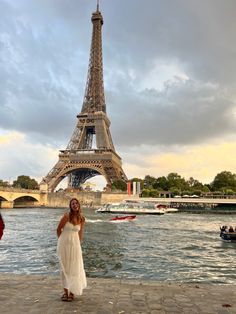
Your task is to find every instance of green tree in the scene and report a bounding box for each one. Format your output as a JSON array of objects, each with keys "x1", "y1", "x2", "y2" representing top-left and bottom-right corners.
[
  {"x1": 141, "y1": 189, "x2": 150, "y2": 197},
  {"x1": 169, "y1": 187, "x2": 181, "y2": 196},
  {"x1": 12, "y1": 175, "x2": 39, "y2": 190},
  {"x1": 149, "y1": 189, "x2": 159, "y2": 197},
  {"x1": 211, "y1": 171, "x2": 236, "y2": 191},
  {"x1": 224, "y1": 189, "x2": 234, "y2": 195},
  {"x1": 154, "y1": 176, "x2": 169, "y2": 190},
  {"x1": 143, "y1": 175, "x2": 156, "y2": 189},
  {"x1": 111, "y1": 179, "x2": 127, "y2": 191},
  {"x1": 187, "y1": 177, "x2": 204, "y2": 190},
  {"x1": 192, "y1": 189, "x2": 202, "y2": 196},
  {"x1": 0, "y1": 179, "x2": 10, "y2": 187},
  {"x1": 203, "y1": 184, "x2": 211, "y2": 192},
  {"x1": 167, "y1": 173, "x2": 188, "y2": 191}
]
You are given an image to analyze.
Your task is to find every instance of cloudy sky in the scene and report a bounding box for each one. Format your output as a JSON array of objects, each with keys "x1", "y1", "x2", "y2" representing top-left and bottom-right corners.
[{"x1": 1, "y1": 0, "x2": 236, "y2": 189}]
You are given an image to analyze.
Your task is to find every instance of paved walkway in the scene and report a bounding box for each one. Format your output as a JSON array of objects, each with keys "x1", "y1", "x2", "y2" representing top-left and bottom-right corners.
[{"x1": 0, "y1": 274, "x2": 235, "y2": 314}]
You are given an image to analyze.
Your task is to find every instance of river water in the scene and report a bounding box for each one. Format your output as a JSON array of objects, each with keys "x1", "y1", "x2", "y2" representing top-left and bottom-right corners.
[{"x1": 0, "y1": 207, "x2": 235, "y2": 284}]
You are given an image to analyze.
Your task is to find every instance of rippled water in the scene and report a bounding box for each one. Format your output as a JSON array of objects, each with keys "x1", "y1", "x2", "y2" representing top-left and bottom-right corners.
[{"x1": 0, "y1": 207, "x2": 236, "y2": 284}]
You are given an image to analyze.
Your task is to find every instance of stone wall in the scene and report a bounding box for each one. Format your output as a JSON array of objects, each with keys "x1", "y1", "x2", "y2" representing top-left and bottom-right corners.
[
  {"x1": 47, "y1": 191, "x2": 131, "y2": 208},
  {"x1": 101, "y1": 193, "x2": 130, "y2": 204}
]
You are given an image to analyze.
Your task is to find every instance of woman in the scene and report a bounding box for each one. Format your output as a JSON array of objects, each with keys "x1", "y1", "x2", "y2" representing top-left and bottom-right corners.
[{"x1": 57, "y1": 198, "x2": 87, "y2": 301}]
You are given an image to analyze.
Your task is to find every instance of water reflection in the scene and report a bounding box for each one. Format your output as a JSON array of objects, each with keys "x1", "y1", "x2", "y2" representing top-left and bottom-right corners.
[{"x1": 84, "y1": 220, "x2": 124, "y2": 277}]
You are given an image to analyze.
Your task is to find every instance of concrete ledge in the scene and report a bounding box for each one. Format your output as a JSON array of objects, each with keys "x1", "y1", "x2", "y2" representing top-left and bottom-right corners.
[{"x1": 0, "y1": 274, "x2": 235, "y2": 313}]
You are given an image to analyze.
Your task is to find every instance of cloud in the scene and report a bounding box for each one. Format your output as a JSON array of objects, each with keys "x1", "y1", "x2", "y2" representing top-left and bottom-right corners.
[
  {"x1": 0, "y1": 0, "x2": 236, "y2": 187},
  {"x1": 0, "y1": 130, "x2": 58, "y2": 182},
  {"x1": 0, "y1": 0, "x2": 236, "y2": 147},
  {"x1": 122, "y1": 141, "x2": 236, "y2": 184},
  {"x1": 109, "y1": 78, "x2": 235, "y2": 146}
]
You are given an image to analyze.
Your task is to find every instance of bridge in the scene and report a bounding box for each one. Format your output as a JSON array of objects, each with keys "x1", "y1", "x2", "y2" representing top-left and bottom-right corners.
[
  {"x1": 0, "y1": 187, "x2": 47, "y2": 208},
  {"x1": 2, "y1": 187, "x2": 236, "y2": 209},
  {"x1": 134, "y1": 197, "x2": 236, "y2": 205}
]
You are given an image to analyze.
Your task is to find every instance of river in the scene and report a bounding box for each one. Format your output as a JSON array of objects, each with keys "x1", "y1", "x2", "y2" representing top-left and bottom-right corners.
[{"x1": 0, "y1": 207, "x2": 235, "y2": 284}]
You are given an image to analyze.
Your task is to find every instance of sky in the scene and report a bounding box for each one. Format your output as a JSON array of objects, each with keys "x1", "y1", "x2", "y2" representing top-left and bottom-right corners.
[{"x1": 1, "y1": 0, "x2": 236, "y2": 190}]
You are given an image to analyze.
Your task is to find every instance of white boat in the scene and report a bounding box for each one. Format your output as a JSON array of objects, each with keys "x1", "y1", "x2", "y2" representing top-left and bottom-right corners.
[{"x1": 96, "y1": 201, "x2": 165, "y2": 215}]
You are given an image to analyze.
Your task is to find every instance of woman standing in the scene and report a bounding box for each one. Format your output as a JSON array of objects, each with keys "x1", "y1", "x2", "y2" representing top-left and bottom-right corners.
[{"x1": 57, "y1": 198, "x2": 87, "y2": 301}]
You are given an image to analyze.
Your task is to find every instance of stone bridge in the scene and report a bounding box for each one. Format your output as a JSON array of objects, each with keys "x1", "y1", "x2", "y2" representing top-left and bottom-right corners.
[{"x1": 0, "y1": 187, "x2": 47, "y2": 208}]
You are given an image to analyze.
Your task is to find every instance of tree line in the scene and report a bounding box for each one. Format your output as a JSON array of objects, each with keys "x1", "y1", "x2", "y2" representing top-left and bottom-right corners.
[
  {"x1": 1, "y1": 171, "x2": 236, "y2": 196},
  {"x1": 112, "y1": 171, "x2": 236, "y2": 197},
  {"x1": 0, "y1": 175, "x2": 39, "y2": 190}
]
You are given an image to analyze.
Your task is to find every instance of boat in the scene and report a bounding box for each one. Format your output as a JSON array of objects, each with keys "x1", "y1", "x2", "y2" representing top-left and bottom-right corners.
[
  {"x1": 124, "y1": 199, "x2": 178, "y2": 213},
  {"x1": 220, "y1": 226, "x2": 236, "y2": 243},
  {"x1": 155, "y1": 203, "x2": 178, "y2": 213},
  {"x1": 110, "y1": 215, "x2": 136, "y2": 221},
  {"x1": 96, "y1": 201, "x2": 165, "y2": 215}
]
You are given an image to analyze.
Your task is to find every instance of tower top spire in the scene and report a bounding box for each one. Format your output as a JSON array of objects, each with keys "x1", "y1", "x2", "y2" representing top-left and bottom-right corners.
[{"x1": 81, "y1": 0, "x2": 105, "y2": 113}]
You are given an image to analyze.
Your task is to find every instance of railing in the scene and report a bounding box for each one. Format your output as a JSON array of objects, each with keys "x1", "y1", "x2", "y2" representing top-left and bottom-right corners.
[
  {"x1": 59, "y1": 149, "x2": 121, "y2": 159},
  {"x1": 0, "y1": 187, "x2": 40, "y2": 193}
]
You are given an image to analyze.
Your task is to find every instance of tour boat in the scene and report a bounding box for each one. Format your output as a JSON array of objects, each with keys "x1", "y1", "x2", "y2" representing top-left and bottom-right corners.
[
  {"x1": 110, "y1": 215, "x2": 136, "y2": 221},
  {"x1": 96, "y1": 201, "x2": 165, "y2": 215},
  {"x1": 220, "y1": 226, "x2": 236, "y2": 243}
]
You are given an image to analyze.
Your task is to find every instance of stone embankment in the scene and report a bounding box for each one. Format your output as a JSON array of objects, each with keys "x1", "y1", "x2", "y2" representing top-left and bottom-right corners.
[
  {"x1": 47, "y1": 191, "x2": 129, "y2": 207},
  {"x1": 0, "y1": 274, "x2": 235, "y2": 314}
]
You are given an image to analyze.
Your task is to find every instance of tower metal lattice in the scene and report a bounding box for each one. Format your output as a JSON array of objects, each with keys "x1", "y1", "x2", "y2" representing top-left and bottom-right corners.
[{"x1": 41, "y1": 3, "x2": 127, "y2": 192}]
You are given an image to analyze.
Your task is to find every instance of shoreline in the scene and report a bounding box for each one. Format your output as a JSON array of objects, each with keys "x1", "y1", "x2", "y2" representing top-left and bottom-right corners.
[{"x1": 0, "y1": 274, "x2": 235, "y2": 313}]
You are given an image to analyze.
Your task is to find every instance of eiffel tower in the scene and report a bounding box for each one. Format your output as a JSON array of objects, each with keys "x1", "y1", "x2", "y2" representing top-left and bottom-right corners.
[{"x1": 41, "y1": 2, "x2": 127, "y2": 192}]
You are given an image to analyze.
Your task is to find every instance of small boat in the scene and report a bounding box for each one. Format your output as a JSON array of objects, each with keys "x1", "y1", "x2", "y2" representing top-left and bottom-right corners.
[
  {"x1": 110, "y1": 215, "x2": 136, "y2": 221},
  {"x1": 155, "y1": 204, "x2": 178, "y2": 213},
  {"x1": 220, "y1": 226, "x2": 236, "y2": 243}
]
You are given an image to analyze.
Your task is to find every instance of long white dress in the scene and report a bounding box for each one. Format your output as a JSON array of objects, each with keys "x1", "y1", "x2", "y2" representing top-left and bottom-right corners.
[{"x1": 57, "y1": 221, "x2": 87, "y2": 295}]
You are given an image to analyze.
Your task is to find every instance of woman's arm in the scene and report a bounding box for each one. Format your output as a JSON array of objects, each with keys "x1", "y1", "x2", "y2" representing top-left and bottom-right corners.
[
  {"x1": 79, "y1": 218, "x2": 85, "y2": 242},
  {"x1": 57, "y1": 213, "x2": 68, "y2": 238}
]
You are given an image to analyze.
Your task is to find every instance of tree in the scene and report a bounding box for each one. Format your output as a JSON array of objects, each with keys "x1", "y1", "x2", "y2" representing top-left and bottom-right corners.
[
  {"x1": 187, "y1": 177, "x2": 204, "y2": 190},
  {"x1": 211, "y1": 171, "x2": 236, "y2": 191},
  {"x1": 12, "y1": 175, "x2": 39, "y2": 190},
  {"x1": 167, "y1": 173, "x2": 188, "y2": 191},
  {"x1": 149, "y1": 189, "x2": 159, "y2": 197},
  {"x1": 169, "y1": 187, "x2": 181, "y2": 196},
  {"x1": 143, "y1": 175, "x2": 156, "y2": 189},
  {"x1": 203, "y1": 184, "x2": 211, "y2": 192},
  {"x1": 111, "y1": 180, "x2": 127, "y2": 192},
  {"x1": 141, "y1": 189, "x2": 150, "y2": 197},
  {"x1": 0, "y1": 180, "x2": 10, "y2": 187},
  {"x1": 153, "y1": 176, "x2": 169, "y2": 190}
]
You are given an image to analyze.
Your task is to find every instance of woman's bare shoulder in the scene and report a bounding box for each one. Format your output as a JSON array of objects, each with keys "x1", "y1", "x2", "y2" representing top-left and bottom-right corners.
[{"x1": 61, "y1": 212, "x2": 69, "y2": 221}]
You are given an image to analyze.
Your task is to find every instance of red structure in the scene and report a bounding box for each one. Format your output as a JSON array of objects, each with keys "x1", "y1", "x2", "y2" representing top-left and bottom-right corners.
[{"x1": 127, "y1": 182, "x2": 131, "y2": 195}]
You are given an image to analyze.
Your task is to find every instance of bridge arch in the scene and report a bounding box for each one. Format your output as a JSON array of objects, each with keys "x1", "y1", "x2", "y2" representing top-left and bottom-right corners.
[
  {"x1": 13, "y1": 196, "x2": 39, "y2": 208},
  {"x1": 0, "y1": 195, "x2": 8, "y2": 201},
  {"x1": 0, "y1": 188, "x2": 45, "y2": 208}
]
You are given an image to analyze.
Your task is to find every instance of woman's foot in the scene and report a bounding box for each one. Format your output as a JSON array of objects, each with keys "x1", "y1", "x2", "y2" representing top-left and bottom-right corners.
[
  {"x1": 61, "y1": 293, "x2": 68, "y2": 301},
  {"x1": 67, "y1": 293, "x2": 74, "y2": 302}
]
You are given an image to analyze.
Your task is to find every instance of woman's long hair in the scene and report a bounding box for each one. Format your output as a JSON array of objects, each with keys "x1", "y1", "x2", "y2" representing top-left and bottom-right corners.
[{"x1": 69, "y1": 198, "x2": 85, "y2": 224}]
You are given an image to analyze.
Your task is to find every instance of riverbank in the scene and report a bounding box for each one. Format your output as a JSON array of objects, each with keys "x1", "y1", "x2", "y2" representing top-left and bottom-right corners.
[
  {"x1": 177, "y1": 209, "x2": 236, "y2": 214},
  {"x1": 0, "y1": 274, "x2": 235, "y2": 314}
]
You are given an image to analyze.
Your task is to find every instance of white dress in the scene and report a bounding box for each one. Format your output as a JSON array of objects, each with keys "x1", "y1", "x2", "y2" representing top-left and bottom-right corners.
[{"x1": 57, "y1": 221, "x2": 87, "y2": 295}]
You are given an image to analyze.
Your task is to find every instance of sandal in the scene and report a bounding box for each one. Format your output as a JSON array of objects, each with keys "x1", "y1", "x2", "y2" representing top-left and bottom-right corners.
[
  {"x1": 67, "y1": 293, "x2": 74, "y2": 302},
  {"x1": 61, "y1": 293, "x2": 68, "y2": 301}
]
